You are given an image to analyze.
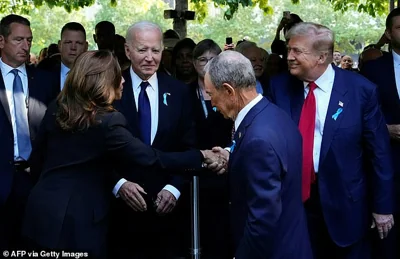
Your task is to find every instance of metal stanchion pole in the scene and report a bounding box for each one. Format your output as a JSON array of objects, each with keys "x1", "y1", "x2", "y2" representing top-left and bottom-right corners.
[{"x1": 190, "y1": 175, "x2": 201, "y2": 259}]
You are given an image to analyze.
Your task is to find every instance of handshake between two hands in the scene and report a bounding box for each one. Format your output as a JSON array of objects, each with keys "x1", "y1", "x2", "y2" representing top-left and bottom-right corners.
[{"x1": 200, "y1": 146, "x2": 230, "y2": 175}]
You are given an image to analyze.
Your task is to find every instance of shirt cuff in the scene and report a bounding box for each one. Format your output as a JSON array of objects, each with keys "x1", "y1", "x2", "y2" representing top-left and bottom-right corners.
[
  {"x1": 224, "y1": 147, "x2": 231, "y2": 153},
  {"x1": 112, "y1": 178, "x2": 127, "y2": 198},
  {"x1": 163, "y1": 185, "x2": 181, "y2": 200}
]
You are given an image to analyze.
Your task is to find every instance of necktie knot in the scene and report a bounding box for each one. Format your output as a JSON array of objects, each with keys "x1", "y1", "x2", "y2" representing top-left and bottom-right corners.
[
  {"x1": 11, "y1": 69, "x2": 19, "y2": 76},
  {"x1": 308, "y1": 81, "x2": 317, "y2": 92},
  {"x1": 140, "y1": 81, "x2": 150, "y2": 91}
]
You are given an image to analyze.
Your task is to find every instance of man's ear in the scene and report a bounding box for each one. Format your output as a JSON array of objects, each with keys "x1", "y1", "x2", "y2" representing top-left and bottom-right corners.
[
  {"x1": 318, "y1": 52, "x2": 328, "y2": 64},
  {"x1": 222, "y1": 82, "x2": 235, "y2": 97},
  {"x1": 84, "y1": 41, "x2": 88, "y2": 52},
  {"x1": 385, "y1": 29, "x2": 392, "y2": 41},
  {"x1": 93, "y1": 34, "x2": 97, "y2": 44},
  {"x1": 58, "y1": 40, "x2": 61, "y2": 52},
  {"x1": 0, "y1": 35, "x2": 5, "y2": 49},
  {"x1": 124, "y1": 43, "x2": 131, "y2": 61}
]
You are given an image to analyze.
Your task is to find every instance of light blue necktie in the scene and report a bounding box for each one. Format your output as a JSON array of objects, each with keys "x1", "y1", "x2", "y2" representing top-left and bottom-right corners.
[{"x1": 11, "y1": 69, "x2": 31, "y2": 161}]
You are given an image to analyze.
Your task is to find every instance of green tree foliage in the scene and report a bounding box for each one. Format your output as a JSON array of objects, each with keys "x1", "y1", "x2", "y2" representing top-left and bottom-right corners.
[
  {"x1": 25, "y1": 6, "x2": 92, "y2": 55},
  {"x1": 0, "y1": 0, "x2": 387, "y2": 56},
  {"x1": 327, "y1": 0, "x2": 388, "y2": 18},
  {"x1": 0, "y1": 0, "x2": 390, "y2": 20},
  {"x1": 93, "y1": 0, "x2": 172, "y2": 37},
  {"x1": 188, "y1": 0, "x2": 386, "y2": 54}
]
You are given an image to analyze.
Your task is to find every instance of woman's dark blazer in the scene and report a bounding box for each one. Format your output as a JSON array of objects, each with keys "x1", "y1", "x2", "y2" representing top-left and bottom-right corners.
[{"x1": 22, "y1": 102, "x2": 203, "y2": 257}]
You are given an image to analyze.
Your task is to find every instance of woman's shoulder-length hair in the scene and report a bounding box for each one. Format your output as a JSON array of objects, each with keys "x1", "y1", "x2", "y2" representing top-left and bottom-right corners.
[{"x1": 56, "y1": 50, "x2": 122, "y2": 132}]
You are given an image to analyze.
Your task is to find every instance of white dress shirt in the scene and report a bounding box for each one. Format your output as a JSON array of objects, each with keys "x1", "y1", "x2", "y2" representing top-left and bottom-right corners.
[
  {"x1": 302, "y1": 64, "x2": 335, "y2": 172},
  {"x1": 113, "y1": 68, "x2": 180, "y2": 199},
  {"x1": 392, "y1": 50, "x2": 400, "y2": 98},
  {"x1": 235, "y1": 94, "x2": 263, "y2": 131},
  {"x1": 60, "y1": 62, "x2": 70, "y2": 91},
  {"x1": 0, "y1": 59, "x2": 29, "y2": 160}
]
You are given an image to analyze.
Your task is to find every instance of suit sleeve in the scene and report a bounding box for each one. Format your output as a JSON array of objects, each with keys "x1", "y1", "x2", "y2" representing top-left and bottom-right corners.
[
  {"x1": 105, "y1": 112, "x2": 203, "y2": 173},
  {"x1": 266, "y1": 77, "x2": 277, "y2": 104},
  {"x1": 363, "y1": 85, "x2": 394, "y2": 214},
  {"x1": 169, "y1": 85, "x2": 198, "y2": 189},
  {"x1": 28, "y1": 102, "x2": 56, "y2": 182},
  {"x1": 235, "y1": 138, "x2": 282, "y2": 259}
]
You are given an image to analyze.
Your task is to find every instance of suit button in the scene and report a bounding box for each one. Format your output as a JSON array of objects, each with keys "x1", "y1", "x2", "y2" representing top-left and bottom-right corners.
[
  {"x1": 9, "y1": 160, "x2": 12, "y2": 165},
  {"x1": 229, "y1": 202, "x2": 232, "y2": 205}
]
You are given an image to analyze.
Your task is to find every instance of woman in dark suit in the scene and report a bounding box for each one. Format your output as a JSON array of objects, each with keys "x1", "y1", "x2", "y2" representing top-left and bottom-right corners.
[{"x1": 21, "y1": 51, "x2": 218, "y2": 258}]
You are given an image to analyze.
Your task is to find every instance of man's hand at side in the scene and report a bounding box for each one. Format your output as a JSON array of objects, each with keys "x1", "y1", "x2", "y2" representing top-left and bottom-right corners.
[
  {"x1": 118, "y1": 181, "x2": 147, "y2": 212},
  {"x1": 155, "y1": 189, "x2": 177, "y2": 215}
]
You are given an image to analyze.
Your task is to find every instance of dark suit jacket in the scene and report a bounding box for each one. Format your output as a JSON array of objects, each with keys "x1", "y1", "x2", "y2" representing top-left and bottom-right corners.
[
  {"x1": 22, "y1": 103, "x2": 203, "y2": 256},
  {"x1": 188, "y1": 81, "x2": 232, "y2": 150},
  {"x1": 229, "y1": 97, "x2": 312, "y2": 259},
  {"x1": 361, "y1": 54, "x2": 400, "y2": 213},
  {"x1": 0, "y1": 66, "x2": 58, "y2": 206},
  {"x1": 113, "y1": 69, "x2": 196, "y2": 197},
  {"x1": 269, "y1": 66, "x2": 394, "y2": 246}
]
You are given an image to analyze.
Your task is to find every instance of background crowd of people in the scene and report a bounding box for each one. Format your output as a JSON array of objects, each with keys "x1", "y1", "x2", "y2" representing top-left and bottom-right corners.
[{"x1": 0, "y1": 6, "x2": 399, "y2": 259}]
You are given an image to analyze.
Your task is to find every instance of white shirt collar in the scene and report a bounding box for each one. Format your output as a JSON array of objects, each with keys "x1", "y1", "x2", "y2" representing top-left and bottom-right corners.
[
  {"x1": 61, "y1": 62, "x2": 70, "y2": 76},
  {"x1": 235, "y1": 94, "x2": 263, "y2": 131},
  {"x1": 303, "y1": 64, "x2": 335, "y2": 92},
  {"x1": 392, "y1": 50, "x2": 400, "y2": 67},
  {"x1": 0, "y1": 58, "x2": 27, "y2": 77},
  {"x1": 129, "y1": 66, "x2": 158, "y2": 91}
]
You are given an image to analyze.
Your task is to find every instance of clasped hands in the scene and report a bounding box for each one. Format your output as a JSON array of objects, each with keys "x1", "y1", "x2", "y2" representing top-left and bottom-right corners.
[
  {"x1": 371, "y1": 213, "x2": 395, "y2": 239},
  {"x1": 200, "y1": 146, "x2": 230, "y2": 175},
  {"x1": 118, "y1": 146, "x2": 230, "y2": 212}
]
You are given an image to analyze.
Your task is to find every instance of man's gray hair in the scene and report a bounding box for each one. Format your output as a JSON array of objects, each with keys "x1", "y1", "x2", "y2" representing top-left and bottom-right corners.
[
  {"x1": 285, "y1": 22, "x2": 334, "y2": 63},
  {"x1": 234, "y1": 41, "x2": 258, "y2": 54},
  {"x1": 205, "y1": 51, "x2": 256, "y2": 90},
  {"x1": 126, "y1": 21, "x2": 163, "y2": 44}
]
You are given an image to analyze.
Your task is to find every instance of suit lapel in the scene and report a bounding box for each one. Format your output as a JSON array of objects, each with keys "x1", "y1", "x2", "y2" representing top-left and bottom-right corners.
[
  {"x1": 381, "y1": 54, "x2": 400, "y2": 111},
  {"x1": 319, "y1": 67, "x2": 348, "y2": 166},
  {"x1": 26, "y1": 66, "x2": 36, "y2": 128},
  {"x1": 121, "y1": 69, "x2": 140, "y2": 135},
  {"x1": 289, "y1": 77, "x2": 305, "y2": 125},
  {"x1": 0, "y1": 72, "x2": 11, "y2": 124},
  {"x1": 152, "y1": 73, "x2": 169, "y2": 146},
  {"x1": 229, "y1": 98, "x2": 269, "y2": 168}
]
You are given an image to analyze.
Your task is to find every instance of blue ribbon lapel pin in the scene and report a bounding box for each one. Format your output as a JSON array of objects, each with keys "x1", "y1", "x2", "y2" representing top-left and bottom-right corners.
[
  {"x1": 163, "y1": 92, "x2": 171, "y2": 106},
  {"x1": 332, "y1": 107, "x2": 343, "y2": 121}
]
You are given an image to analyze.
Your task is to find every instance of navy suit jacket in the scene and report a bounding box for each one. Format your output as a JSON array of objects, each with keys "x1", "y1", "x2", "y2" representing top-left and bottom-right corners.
[
  {"x1": 269, "y1": 66, "x2": 394, "y2": 246},
  {"x1": 113, "y1": 69, "x2": 196, "y2": 197},
  {"x1": 229, "y1": 97, "x2": 312, "y2": 259},
  {"x1": 0, "y1": 66, "x2": 58, "y2": 205},
  {"x1": 361, "y1": 53, "x2": 400, "y2": 213},
  {"x1": 23, "y1": 104, "x2": 203, "y2": 255}
]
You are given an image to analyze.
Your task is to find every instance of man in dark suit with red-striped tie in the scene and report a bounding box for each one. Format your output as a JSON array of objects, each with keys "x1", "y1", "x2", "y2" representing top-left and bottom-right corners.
[{"x1": 269, "y1": 22, "x2": 394, "y2": 259}]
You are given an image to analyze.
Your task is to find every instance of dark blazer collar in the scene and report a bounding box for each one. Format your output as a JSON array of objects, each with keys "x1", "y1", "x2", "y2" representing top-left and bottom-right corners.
[
  {"x1": 0, "y1": 72, "x2": 11, "y2": 124},
  {"x1": 319, "y1": 66, "x2": 349, "y2": 168},
  {"x1": 232, "y1": 97, "x2": 269, "y2": 154}
]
